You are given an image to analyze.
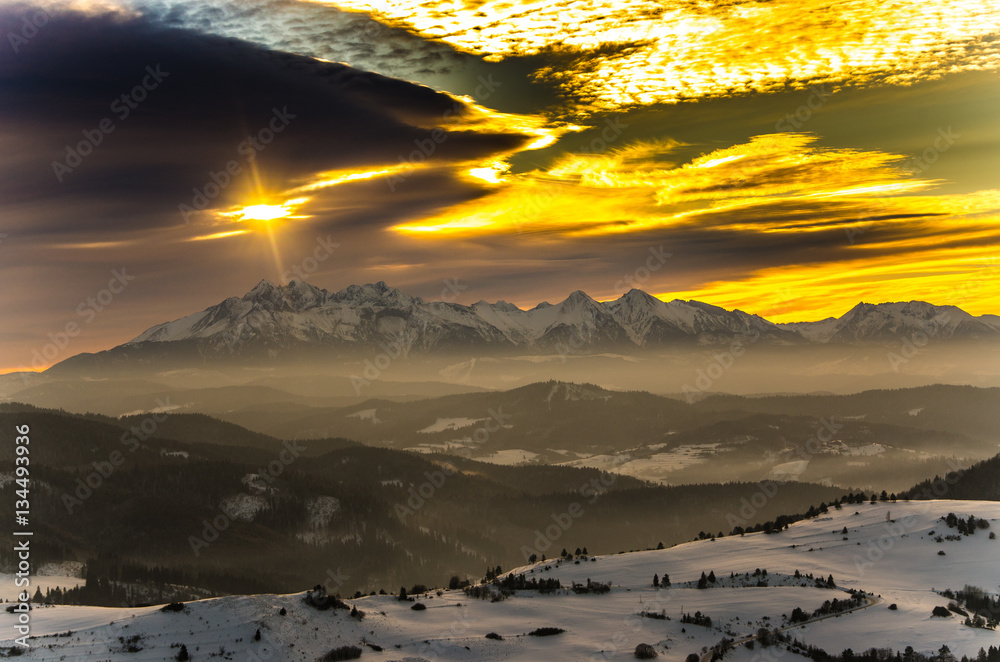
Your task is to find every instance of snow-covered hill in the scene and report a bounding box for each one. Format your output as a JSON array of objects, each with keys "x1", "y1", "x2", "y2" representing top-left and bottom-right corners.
[
  {"x1": 779, "y1": 302, "x2": 1000, "y2": 343},
  {"x1": 5, "y1": 500, "x2": 998, "y2": 660}
]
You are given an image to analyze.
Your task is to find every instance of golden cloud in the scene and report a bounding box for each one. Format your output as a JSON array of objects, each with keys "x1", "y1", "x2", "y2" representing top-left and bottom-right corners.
[
  {"x1": 392, "y1": 133, "x2": 953, "y2": 236},
  {"x1": 667, "y1": 248, "x2": 1000, "y2": 323},
  {"x1": 318, "y1": 0, "x2": 1000, "y2": 113},
  {"x1": 393, "y1": 132, "x2": 1000, "y2": 319}
]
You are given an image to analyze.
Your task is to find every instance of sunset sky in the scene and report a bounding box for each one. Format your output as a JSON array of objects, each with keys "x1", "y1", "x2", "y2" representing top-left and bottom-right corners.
[{"x1": 1, "y1": 0, "x2": 999, "y2": 371}]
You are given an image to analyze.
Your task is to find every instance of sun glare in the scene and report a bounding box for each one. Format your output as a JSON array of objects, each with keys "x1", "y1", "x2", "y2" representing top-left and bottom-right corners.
[
  {"x1": 237, "y1": 204, "x2": 291, "y2": 222},
  {"x1": 219, "y1": 197, "x2": 310, "y2": 226}
]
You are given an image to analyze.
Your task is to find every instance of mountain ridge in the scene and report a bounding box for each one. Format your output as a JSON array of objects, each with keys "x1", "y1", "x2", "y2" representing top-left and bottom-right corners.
[{"x1": 46, "y1": 281, "x2": 1000, "y2": 372}]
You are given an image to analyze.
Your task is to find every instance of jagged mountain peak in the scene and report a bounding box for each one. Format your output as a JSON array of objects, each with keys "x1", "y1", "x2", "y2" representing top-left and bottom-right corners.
[
  {"x1": 614, "y1": 288, "x2": 665, "y2": 311},
  {"x1": 559, "y1": 289, "x2": 600, "y2": 311},
  {"x1": 331, "y1": 281, "x2": 422, "y2": 307},
  {"x1": 240, "y1": 279, "x2": 326, "y2": 313},
  {"x1": 845, "y1": 300, "x2": 965, "y2": 318},
  {"x1": 680, "y1": 299, "x2": 736, "y2": 315},
  {"x1": 473, "y1": 299, "x2": 523, "y2": 313},
  {"x1": 783, "y1": 300, "x2": 999, "y2": 343},
  {"x1": 250, "y1": 278, "x2": 277, "y2": 291},
  {"x1": 243, "y1": 278, "x2": 279, "y2": 300},
  {"x1": 61, "y1": 282, "x2": 999, "y2": 370}
]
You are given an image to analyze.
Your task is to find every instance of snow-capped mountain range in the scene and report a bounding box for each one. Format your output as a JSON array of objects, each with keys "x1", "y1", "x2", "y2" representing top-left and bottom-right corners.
[
  {"x1": 123, "y1": 280, "x2": 802, "y2": 354},
  {"x1": 56, "y1": 280, "x2": 1000, "y2": 367},
  {"x1": 778, "y1": 301, "x2": 1000, "y2": 343}
]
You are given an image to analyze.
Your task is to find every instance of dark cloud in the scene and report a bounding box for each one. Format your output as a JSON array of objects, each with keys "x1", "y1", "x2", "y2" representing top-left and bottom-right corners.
[
  {"x1": 131, "y1": 0, "x2": 564, "y2": 116},
  {"x1": 138, "y1": 0, "x2": 471, "y2": 80},
  {"x1": 0, "y1": 7, "x2": 532, "y2": 237}
]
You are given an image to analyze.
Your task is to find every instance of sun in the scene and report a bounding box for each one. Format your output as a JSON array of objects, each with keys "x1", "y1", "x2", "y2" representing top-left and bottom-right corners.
[
  {"x1": 217, "y1": 197, "x2": 310, "y2": 282},
  {"x1": 222, "y1": 197, "x2": 309, "y2": 226},
  {"x1": 238, "y1": 204, "x2": 291, "y2": 222}
]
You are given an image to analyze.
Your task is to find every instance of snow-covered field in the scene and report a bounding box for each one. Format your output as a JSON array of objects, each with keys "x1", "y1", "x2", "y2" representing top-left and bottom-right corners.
[
  {"x1": 557, "y1": 444, "x2": 722, "y2": 481},
  {"x1": 347, "y1": 408, "x2": 381, "y2": 423},
  {"x1": 2, "y1": 500, "x2": 998, "y2": 660},
  {"x1": 477, "y1": 449, "x2": 541, "y2": 465},
  {"x1": 557, "y1": 453, "x2": 627, "y2": 471},
  {"x1": 0, "y1": 576, "x2": 82, "y2": 604},
  {"x1": 768, "y1": 460, "x2": 811, "y2": 480},
  {"x1": 417, "y1": 418, "x2": 486, "y2": 434},
  {"x1": 613, "y1": 444, "x2": 726, "y2": 481},
  {"x1": 0, "y1": 562, "x2": 84, "y2": 603}
]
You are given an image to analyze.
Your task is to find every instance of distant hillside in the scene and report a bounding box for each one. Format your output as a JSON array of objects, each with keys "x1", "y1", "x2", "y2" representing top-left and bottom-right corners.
[
  {"x1": 698, "y1": 385, "x2": 1000, "y2": 441},
  {"x1": 904, "y1": 452, "x2": 1000, "y2": 501},
  {"x1": 212, "y1": 382, "x2": 1000, "y2": 492},
  {"x1": 0, "y1": 405, "x2": 843, "y2": 601},
  {"x1": 4, "y1": 381, "x2": 994, "y2": 494}
]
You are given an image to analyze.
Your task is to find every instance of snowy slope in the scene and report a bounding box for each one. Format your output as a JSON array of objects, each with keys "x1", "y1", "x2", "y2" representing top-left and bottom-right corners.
[
  {"x1": 118, "y1": 281, "x2": 803, "y2": 359},
  {"x1": 780, "y1": 302, "x2": 1000, "y2": 343},
  {"x1": 4, "y1": 500, "x2": 998, "y2": 660}
]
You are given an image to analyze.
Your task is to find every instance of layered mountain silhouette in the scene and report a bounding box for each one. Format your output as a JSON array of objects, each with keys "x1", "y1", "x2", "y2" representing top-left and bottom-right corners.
[{"x1": 48, "y1": 280, "x2": 1000, "y2": 371}]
